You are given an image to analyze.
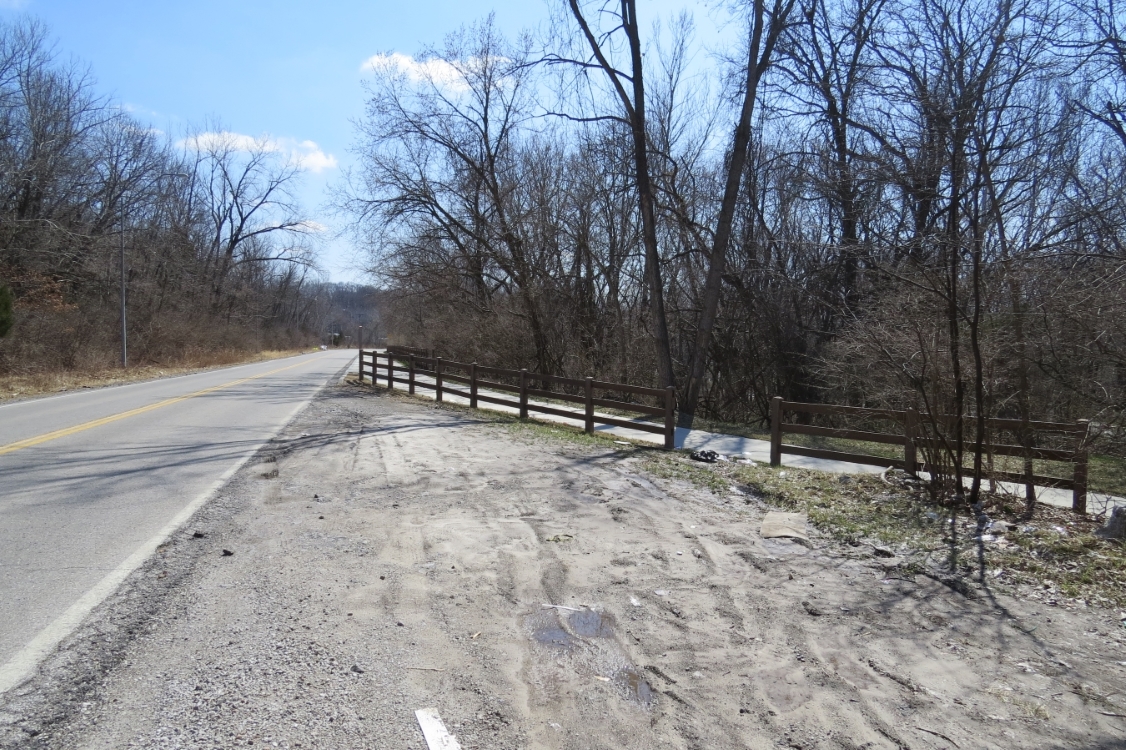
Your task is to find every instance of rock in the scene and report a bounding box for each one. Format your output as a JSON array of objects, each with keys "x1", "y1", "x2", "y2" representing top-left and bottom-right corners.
[
  {"x1": 838, "y1": 475, "x2": 854, "y2": 485},
  {"x1": 871, "y1": 545, "x2": 895, "y2": 558},
  {"x1": 761, "y1": 512, "x2": 809, "y2": 541},
  {"x1": 991, "y1": 520, "x2": 1014, "y2": 534},
  {"x1": 1096, "y1": 507, "x2": 1126, "y2": 540},
  {"x1": 350, "y1": 664, "x2": 364, "y2": 673},
  {"x1": 192, "y1": 531, "x2": 205, "y2": 539},
  {"x1": 221, "y1": 549, "x2": 234, "y2": 557},
  {"x1": 801, "y1": 601, "x2": 824, "y2": 616}
]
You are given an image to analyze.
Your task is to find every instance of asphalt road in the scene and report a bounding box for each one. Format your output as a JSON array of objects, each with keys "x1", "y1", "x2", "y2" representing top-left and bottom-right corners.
[{"x1": 0, "y1": 350, "x2": 357, "y2": 694}]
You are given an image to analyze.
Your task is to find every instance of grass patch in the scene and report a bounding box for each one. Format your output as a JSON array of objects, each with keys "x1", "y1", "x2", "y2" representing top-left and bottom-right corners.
[
  {"x1": 633, "y1": 451, "x2": 1126, "y2": 609},
  {"x1": 0, "y1": 348, "x2": 319, "y2": 403},
  {"x1": 684, "y1": 415, "x2": 1126, "y2": 497},
  {"x1": 1089, "y1": 454, "x2": 1126, "y2": 499},
  {"x1": 638, "y1": 453, "x2": 731, "y2": 494},
  {"x1": 357, "y1": 377, "x2": 657, "y2": 453}
]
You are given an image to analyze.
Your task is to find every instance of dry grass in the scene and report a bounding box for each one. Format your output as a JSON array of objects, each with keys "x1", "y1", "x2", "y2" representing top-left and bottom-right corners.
[
  {"x1": 686, "y1": 415, "x2": 1126, "y2": 497},
  {"x1": 0, "y1": 348, "x2": 319, "y2": 403},
  {"x1": 637, "y1": 452, "x2": 1126, "y2": 609}
]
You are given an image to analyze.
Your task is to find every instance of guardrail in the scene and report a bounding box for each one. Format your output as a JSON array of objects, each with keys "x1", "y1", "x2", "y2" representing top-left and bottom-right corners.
[
  {"x1": 359, "y1": 349, "x2": 676, "y2": 450},
  {"x1": 769, "y1": 397, "x2": 1090, "y2": 513}
]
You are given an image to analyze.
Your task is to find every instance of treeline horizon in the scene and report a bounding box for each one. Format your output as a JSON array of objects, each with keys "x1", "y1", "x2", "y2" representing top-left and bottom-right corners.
[
  {"x1": 0, "y1": 18, "x2": 375, "y2": 375},
  {"x1": 346, "y1": 0, "x2": 1126, "y2": 485}
]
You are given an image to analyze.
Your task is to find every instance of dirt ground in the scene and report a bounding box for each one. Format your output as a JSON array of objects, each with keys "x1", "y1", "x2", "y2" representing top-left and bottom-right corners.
[{"x1": 2, "y1": 384, "x2": 1125, "y2": 749}]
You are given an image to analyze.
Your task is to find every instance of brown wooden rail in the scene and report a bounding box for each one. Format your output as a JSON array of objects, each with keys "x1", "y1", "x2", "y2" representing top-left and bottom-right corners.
[
  {"x1": 359, "y1": 349, "x2": 675, "y2": 449},
  {"x1": 769, "y1": 397, "x2": 1090, "y2": 513}
]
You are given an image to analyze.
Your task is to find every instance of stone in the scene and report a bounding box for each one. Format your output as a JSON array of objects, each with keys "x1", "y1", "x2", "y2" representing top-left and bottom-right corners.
[{"x1": 1096, "y1": 507, "x2": 1126, "y2": 540}]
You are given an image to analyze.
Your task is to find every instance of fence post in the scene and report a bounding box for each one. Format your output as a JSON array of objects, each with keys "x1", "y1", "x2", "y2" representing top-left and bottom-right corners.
[
  {"x1": 436, "y1": 357, "x2": 444, "y2": 403},
  {"x1": 358, "y1": 326, "x2": 363, "y2": 383},
  {"x1": 387, "y1": 352, "x2": 394, "y2": 390},
  {"x1": 770, "y1": 396, "x2": 783, "y2": 467},
  {"x1": 905, "y1": 407, "x2": 918, "y2": 477},
  {"x1": 470, "y1": 362, "x2": 478, "y2": 409},
  {"x1": 408, "y1": 354, "x2": 416, "y2": 394},
  {"x1": 1073, "y1": 419, "x2": 1089, "y2": 514},
  {"x1": 519, "y1": 369, "x2": 528, "y2": 418},
  {"x1": 584, "y1": 377, "x2": 594, "y2": 434},
  {"x1": 664, "y1": 386, "x2": 676, "y2": 450}
]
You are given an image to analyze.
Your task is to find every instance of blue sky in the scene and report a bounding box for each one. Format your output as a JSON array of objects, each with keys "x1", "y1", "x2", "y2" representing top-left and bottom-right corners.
[{"x1": 0, "y1": 0, "x2": 715, "y2": 283}]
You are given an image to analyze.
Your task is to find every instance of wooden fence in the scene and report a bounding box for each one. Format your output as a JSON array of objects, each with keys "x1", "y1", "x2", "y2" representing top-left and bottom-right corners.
[
  {"x1": 769, "y1": 397, "x2": 1091, "y2": 513},
  {"x1": 358, "y1": 348, "x2": 676, "y2": 449}
]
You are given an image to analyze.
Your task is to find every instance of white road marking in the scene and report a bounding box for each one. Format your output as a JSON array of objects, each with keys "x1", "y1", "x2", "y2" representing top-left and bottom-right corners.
[{"x1": 415, "y1": 708, "x2": 462, "y2": 750}]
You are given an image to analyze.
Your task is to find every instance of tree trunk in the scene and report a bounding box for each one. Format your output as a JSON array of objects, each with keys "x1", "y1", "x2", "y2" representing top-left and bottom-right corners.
[{"x1": 679, "y1": 0, "x2": 792, "y2": 427}]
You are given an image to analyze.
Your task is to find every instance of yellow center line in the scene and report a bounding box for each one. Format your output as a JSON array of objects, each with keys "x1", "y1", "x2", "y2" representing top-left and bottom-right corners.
[{"x1": 0, "y1": 356, "x2": 327, "y2": 457}]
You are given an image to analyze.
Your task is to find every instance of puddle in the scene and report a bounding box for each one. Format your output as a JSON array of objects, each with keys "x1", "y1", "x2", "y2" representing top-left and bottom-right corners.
[
  {"x1": 532, "y1": 620, "x2": 578, "y2": 650},
  {"x1": 621, "y1": 668, "x2": 654, "y2": 704},
  {"x1": 568, "y1": 608, "x2": 614, "y2": 638},
  {"x1": 525, "y1": 607, "x2": 653, "y2": 706}
]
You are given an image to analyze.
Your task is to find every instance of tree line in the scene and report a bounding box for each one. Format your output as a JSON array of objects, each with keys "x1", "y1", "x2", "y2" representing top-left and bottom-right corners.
[
  {"x1": 0, "y1": 19, "x2": 366, "y2": 374},
  {"x1": 347, "y1": 0, "x2": 1126, "y2": 499}
]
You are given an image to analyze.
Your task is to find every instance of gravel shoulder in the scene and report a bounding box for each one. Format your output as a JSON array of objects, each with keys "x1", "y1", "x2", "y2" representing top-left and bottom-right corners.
[{"x1": 3, "y1": 384, "x2": 1125, "y2": 749}]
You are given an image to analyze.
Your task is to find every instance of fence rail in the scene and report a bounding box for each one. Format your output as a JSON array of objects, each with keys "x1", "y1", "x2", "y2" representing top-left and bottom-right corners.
[
  {"x1": 358, "y1": 348, "x2": 676, "y2": 449},
  {"x1": 769, "y1": 397, "x2": 1090, "y2": 513}
]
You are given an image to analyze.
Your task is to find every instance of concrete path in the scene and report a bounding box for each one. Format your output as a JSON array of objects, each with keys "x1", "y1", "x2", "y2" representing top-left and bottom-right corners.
[
  {"x1": 361, "y1": 358, "x2": 1124, "y2": 516},
  {"x1": 0, "y1": 350, "x2": 357, "y2": 695}
]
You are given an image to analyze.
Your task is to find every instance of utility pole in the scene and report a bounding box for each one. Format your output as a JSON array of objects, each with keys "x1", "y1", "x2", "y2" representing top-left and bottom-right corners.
[
  {"x1": 119, "y1": 172, "x2": 189, "y2": 369},
  {"x1": 120, "y1": 207, "x2": 127, "y2": 368}
]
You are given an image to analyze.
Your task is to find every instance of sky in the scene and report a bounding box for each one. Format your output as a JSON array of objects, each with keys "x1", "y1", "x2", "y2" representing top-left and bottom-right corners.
[{"x1": 0, "y1": 0, "x2": 716, "y2": 284}]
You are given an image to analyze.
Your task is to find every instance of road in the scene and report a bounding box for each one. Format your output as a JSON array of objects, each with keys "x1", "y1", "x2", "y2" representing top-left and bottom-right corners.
[{"x1": 0, "y1": 349, "x2": 356, "y2": 694}]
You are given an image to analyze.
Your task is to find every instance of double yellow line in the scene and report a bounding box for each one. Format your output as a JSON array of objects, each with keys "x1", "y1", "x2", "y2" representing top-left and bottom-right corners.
[{"x1": 0, "y1": 357, "x2": 320, "y2": 457}]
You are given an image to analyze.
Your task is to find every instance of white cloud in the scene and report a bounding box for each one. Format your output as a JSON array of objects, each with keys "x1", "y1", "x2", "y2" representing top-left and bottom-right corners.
[
  {"x1": 179, "y1": 131, "x2": 338, "y2": 173},
  {"x1": 360, "y1": 52, "x2": 469, "y2": 92},
  {"x1": 296, "y1": 220, "x2": 328, "y2": 233},
  {"x1": 292, "y1": 139, "x2": 338, "y2": 172}
]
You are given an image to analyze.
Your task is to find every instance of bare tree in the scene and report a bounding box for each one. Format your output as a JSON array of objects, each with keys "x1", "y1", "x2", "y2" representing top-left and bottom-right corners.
[
  {"x1": 183, "y1": 126, "x2": 311, "y2": 314},
  {"x1": 548, "y1": 0, "x2": 677, "y2": 389},
  {"x1": 678, "y1": 0, "x2": 796, "y2": 427}
]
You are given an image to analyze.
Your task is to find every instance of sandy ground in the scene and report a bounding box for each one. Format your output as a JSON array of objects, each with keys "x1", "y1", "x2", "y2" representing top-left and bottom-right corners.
[
  {"x1": 389, "y1": 369, "x2": 1124, "y2": 515},
  {"x1": 2, "y1": 384, "x2": 1125, "y2": 749}
]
